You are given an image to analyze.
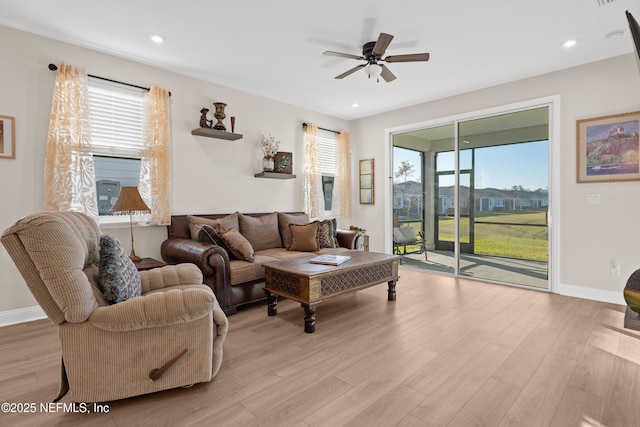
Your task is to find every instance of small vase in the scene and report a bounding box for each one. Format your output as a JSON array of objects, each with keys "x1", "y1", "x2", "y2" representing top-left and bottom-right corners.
[
  {"x1": 212, "y1": 102, "x2": 227, "y2": 131},
  {"x1": 263, "y1": 156, "x2": 275, "y2": 172}
]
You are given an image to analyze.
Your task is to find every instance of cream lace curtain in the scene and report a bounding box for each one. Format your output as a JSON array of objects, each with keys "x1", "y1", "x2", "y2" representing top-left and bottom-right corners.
[
  {"x1": 332, "y1": 131, "x2": 351, "y2": 217},
  {"x1": 303, "y1": 124, "x2": 324, "y2": 219},
  {"x1": 303, "y1": 124, "x2": 351, "y2": 219},
  {"x1": 139, "y1": 86, "x2": 171, "y2": 225},
  {"x1": 44, "y1": 63, "x2": 99, "y2": 221}
]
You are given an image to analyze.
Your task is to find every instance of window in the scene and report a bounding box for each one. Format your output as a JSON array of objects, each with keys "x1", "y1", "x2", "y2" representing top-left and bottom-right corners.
[
  {"x1": 303, "y1": 125, "x2": 350, "y2": 219},
  {"x1": 317, "y1": 129, "x2": 337, "y2": 212},
  {"x1": 88, "y1": 80, "x2": 145, "y2": 216}
]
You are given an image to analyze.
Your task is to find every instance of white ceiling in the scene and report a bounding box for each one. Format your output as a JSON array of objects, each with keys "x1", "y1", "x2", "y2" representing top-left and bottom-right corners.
[{"x1": 0, "y1": 0, "x2": 638, "y2": 120}]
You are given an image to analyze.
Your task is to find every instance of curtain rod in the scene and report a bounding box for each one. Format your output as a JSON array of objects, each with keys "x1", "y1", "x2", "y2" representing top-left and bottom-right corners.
[
  {"x1": 48, "y1": 64, "x2": 171, "y2": 97},
  {"x1": 302, "y1": 122, "x2": 340, "y2": 134}
]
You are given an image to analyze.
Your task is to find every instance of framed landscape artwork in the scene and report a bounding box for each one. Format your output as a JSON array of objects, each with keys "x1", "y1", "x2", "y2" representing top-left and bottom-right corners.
[
  {"x1": 577, "y1": 111, "x2": 640, "y2": 183},
  {"x1": 359, "y1": 158, "x2": 374, "y2": 204},
  {"x1": 0, "y1": 115, "x2": 15, "y2": 159}
]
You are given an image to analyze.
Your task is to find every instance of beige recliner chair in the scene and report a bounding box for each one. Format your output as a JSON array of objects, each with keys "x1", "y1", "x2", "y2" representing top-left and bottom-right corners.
[{"x1": 1, "y1": 211, "x2": 228, "y2": 403}]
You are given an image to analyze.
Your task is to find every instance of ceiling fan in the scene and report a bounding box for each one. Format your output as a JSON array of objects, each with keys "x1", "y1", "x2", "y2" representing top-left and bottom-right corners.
[{"x1": 323, "y1": 32, "x2": 430, "y2": 82}]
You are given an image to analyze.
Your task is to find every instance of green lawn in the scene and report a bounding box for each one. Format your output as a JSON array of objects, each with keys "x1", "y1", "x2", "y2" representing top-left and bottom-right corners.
[{"x1": 405, "y1": 211, "x2": 548, "y2": 261}]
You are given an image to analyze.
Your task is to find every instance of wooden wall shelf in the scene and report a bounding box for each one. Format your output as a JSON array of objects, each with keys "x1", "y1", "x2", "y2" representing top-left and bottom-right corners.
[
  {"x1": 191, "y1": 127, "x2": 243, "y2": 141},
  {"x1": 255, "y1": 172, "x2": 296, "y2": 179}
]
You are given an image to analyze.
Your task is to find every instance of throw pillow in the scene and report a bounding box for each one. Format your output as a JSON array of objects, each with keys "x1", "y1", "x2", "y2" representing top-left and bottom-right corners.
[
  {"x1": 239, "y1": 213, "x2": 281, "y2": 251},
  {"x1": 98, "y1": 234, "x2": 141, "y2": 304},
  {"x1": 288, "y1": 221, "x2": 320, "y2": 252},
  {"x1": 215, "y1": 226, "x2": 255, "y2": 262},
  {"x1": 277, "y1": 212, "x2": 310, "y2": 248},
  {"x1": 198, "y1": 224, "x2": 226, "y2": 247},
  {"x1": 187, "y1": 212, "x2": 239, "y2": 240},
  {"x1": 318, "y1": 219, "x2": 338, "y2": 248}
]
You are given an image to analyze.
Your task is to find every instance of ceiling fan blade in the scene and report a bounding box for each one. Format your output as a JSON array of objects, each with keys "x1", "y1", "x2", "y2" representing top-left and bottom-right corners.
[
  {"x1": 323, "y1": 51, "x2": 365, "y2": 60},
  {"x1": 335, "y1": 64, "x2": 366, "y2": 79},
  {"x1": 372, "y1": 33, "x2": 394, "y2": 56},
  {"x1": 384, "y1": 53, "x2": 430, "y2": 63},
  {"x1": 379, "y1": 64, "x2": 397, "y2": 82}
]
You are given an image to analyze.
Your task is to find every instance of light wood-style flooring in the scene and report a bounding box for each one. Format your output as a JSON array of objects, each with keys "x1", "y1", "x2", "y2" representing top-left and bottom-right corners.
[{"x1": 1, "y1": 268, "x2": 640, "y2": 426}]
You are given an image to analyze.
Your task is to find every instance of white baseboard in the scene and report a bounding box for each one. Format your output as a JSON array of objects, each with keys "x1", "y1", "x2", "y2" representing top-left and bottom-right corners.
[
  {"x1": 0, "y1": 305, "x2": 47, "y2": 327},
  {"x1": 557, "y1": 283, "x2": 626, "y2": 306}
]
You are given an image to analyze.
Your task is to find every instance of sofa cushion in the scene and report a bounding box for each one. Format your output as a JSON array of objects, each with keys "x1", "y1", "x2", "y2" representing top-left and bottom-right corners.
[
  {"x1": 97, "y1": 235, "x2": 141, "y2": 304},
  {"x1": 277, "y1": 212, "x2": 310, "y2": 248},
  {"x1": 288, "y1": 221, "x2": 320, "y2": 252},
  {"x1": 216, "y1": 227, "x2": 255, "y2": 262},
  {"x1": 239, "y1": 213, "x2": 282, "y2": 251},
  {"x1": 318, "y1": 219, "x2": 338, "y2": 248},
  {"x1": 229, "y1": 254, "x2": 279, "y2": 285},
  {"x1": 187, "y1": 212, "x2": 239, "y2": 240}
]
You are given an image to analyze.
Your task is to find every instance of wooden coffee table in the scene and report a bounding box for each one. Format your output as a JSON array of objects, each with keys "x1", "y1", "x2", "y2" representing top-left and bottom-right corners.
[{"x1": 264, "y1": 251, "x2": 400, "y2": 333}]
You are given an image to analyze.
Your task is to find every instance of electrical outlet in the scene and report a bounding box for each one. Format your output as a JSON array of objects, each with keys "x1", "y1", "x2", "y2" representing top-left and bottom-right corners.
[
  {"x1": 611, "y1": 264, "x2": 621, "y2": 276},
  {"x1": 587, "y1": 193, "x2": 601, "y2": 205}
]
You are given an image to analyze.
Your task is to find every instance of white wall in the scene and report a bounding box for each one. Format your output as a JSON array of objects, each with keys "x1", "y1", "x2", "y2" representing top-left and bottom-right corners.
[
  {"x1": 0, "y1": 25, "x2": 349, "y2": 322},
  {"x1": 2, "y1": 23, "x2": 639, "y2": 324},
  {"x1": 350, "y1": 53, "x2": 640, "y2": 305}
]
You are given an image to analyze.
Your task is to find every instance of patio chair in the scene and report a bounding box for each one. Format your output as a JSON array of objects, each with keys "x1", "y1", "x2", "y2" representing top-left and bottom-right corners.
[{"x1": 393, "y1": 225, "x2": 427, "y2": 261}]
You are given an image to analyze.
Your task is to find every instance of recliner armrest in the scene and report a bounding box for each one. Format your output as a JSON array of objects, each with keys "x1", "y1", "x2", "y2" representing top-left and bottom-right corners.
[{"x1": 89, "y1": 286, "x2": 215, "y2": 331}]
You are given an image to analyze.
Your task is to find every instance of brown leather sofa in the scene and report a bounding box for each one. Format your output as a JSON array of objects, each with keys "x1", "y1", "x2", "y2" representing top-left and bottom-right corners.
[{"x1": 161, "y1": 212, "x2": 364, "y2": 315}]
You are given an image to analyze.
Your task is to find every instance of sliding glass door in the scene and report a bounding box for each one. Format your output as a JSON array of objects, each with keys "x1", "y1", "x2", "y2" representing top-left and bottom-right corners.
[{"x1": 392, "y1": 106, "x2": 550, "y2": 289}]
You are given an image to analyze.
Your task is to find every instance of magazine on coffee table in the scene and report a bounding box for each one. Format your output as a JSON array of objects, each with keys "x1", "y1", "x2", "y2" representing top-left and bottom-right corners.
[{"x1": 310, "y1": 254, "x2": 351, "y2": 266}]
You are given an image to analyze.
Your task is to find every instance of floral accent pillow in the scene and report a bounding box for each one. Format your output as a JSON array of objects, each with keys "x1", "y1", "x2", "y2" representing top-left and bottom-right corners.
[
  {"x1": 318, "y1": 219, "x2": 338, "y2": 248},
  {"x1": 98, "y1": 235, "x2": 141, "y2": 304}
]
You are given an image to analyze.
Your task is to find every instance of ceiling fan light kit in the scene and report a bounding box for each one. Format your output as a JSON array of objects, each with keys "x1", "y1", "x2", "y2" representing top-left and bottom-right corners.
[
  {"x1": 365, "y1": 63, "x2": 382, "y2": 81},
  {"x1": 323, "y1": 32, "x2": 430, "y2": 83}
]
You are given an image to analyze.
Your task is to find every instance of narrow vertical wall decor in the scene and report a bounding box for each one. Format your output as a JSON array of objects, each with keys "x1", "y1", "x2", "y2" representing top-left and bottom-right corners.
[
  {"x1": 359, "y1": 158, "x2": 374, "y2": 204},
  {"x1": 0, "y1": 115, "x2": 15, "y2": 159}
]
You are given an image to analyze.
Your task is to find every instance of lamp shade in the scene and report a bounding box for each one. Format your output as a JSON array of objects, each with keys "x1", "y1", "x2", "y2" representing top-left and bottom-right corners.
[{"x1": 109, "y1": 186, "x2": 151, "y2": 214}]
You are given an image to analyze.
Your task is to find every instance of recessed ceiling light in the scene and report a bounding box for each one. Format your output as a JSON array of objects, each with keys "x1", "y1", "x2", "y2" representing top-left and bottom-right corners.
[
  {"x1": 563, "y1": 39, "x2": 577, "y2": 48},
  {"x1": 351, "y1": 103, "x2": 359, "y2": 108},
  {"x1": 148, "y1": 34, "x2": 165, "y2": 44}
]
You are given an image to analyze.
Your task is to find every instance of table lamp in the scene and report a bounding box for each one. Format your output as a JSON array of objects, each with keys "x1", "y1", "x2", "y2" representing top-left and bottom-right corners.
[{"x1": 109, "y1": 186, "x2": 151, "y2": 262}]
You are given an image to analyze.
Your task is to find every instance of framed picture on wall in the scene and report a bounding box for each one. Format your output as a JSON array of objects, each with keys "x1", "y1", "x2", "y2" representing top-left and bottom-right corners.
[
  {"x1": 273, "y1": 151, "x2": 292, "y2": 174},
  {"x1": 577, "y1": 111, "x2": 640, "y2": 183},
  {"x1": 0, "y1": 115, "x2": 15, "y2": 159},
  {"x1": 359, "y1": 158, "x2": 374, "y2": 204}
]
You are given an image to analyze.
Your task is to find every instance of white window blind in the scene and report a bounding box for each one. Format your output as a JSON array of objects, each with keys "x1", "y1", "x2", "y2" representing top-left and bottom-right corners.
[
  {"x1": 317, "y1": 129, "x2": 338, "y2": 212},
  {"x1": 88, "y1": 80, "x2": 144, "y2": 158},
  {"x1": 317, "y1": 129, "x2": 337, "y2": 176}
]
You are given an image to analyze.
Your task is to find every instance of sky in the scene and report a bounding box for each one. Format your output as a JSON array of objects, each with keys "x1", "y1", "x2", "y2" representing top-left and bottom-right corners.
[{"x1": 394, "y1": 140, "x2": 549, "y2": 191}]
